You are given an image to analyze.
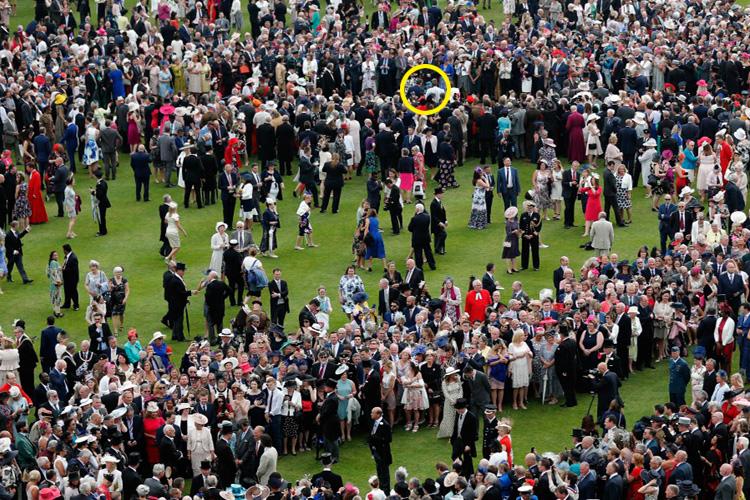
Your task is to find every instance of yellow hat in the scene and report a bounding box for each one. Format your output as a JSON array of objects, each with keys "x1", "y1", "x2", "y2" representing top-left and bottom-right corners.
[{"x1": 54, "y1": 93, "x2": 67, "y2": 105}]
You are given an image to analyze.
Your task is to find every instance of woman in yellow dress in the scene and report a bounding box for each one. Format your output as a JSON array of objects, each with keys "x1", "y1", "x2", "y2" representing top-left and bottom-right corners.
[
  {"x1": 171, "y1": 56, "x2": 187, "y2": 95},
  {"x1": 201, "y1": 57, "x2": 212, "y2": 93}
]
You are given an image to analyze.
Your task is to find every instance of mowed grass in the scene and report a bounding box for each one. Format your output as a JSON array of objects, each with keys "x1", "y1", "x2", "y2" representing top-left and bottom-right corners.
[{"x1": 4, "y1": 0, "x2": 719, "y2": 489}]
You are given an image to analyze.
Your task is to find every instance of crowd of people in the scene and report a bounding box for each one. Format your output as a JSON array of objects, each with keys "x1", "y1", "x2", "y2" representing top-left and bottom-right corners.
[{"x1": 6, "y1": 0, "x2": 750, "y2": 497}]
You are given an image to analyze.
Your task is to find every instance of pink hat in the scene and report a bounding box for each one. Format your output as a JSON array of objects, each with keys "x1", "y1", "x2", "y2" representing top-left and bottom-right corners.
[{"x1": 697, "y1": 80, "x2": 707, "y2": 87}]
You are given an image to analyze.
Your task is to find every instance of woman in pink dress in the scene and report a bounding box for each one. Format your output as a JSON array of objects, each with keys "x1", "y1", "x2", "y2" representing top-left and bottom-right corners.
[
  {"x1": 127, "y1": 112, "x2": 141, "y2": 153},
  {"x1": 565, "y1": 107, "x2": 586, "y2": 163},
  {"x1": 581, "y1": 174, "x2": 602, "y2": 237}
]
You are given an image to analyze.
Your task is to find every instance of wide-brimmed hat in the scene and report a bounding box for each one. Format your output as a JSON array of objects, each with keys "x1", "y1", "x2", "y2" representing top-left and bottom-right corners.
[
  {"x1": 216, "y1": 221, "x2": 228, "y2": 231},
  {"x1": 335, "y1": 365, "x2": 348, "y2": 376},
  {"x1": 643, "y1": 138, "x2": 657, "y2": 147},
  {"x1": 443, "y1": 367, "x2": 460, "y2": 378},
  {"x1": 109, "y1": 407, "x2": 127, "y2": 420},
  {"x1": 193, "y1": 413, "x2": 208, "y2": 425},
  {"x1": 731, "y1": 211, "x2": 747, "y2": 225},
  {"x1": 146, "y1": 401, "x2": 159, "y2": 413},
  {"x1": 223, "y1": 357, "x2": 239, "y2": 370},
  {"x1": 679, "y1": 186, "x2": 694, "y2": 197},
  {"x1": 152, "y1": 331, "x2": 165, "y2": 342},
  {"x1": 443, "y1": 472, "x2": 459, "y2": 488},
  {"x1": 505, "y1": 206, "x2": 518, "y2": 218}
]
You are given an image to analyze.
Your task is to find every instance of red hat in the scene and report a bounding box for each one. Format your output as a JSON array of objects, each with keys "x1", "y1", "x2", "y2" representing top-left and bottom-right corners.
[
  {"x1": 664, "y1": 83, "x2": 676, "y2": 92},
  {"x1": 467, "y1": 95, "x2": 475, "y2": 104}
]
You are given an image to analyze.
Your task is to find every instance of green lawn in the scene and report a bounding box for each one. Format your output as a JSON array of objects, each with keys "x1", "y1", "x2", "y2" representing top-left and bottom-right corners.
[{"x1": 4, "y1": 0, "x2": 691, "y2": 490}]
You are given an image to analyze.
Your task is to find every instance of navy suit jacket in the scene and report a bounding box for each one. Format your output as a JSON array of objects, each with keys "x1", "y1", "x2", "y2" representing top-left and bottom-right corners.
[
  {"x1": 40, "y1": 326, "x2": 62, "y2": 366},
  {"x1": 49, "y1": 368, "x2": 69, "y2": 401},
  {"x1": 218, "y1": 172, "x2": 239, "y2": 201},
  {"x1": 718, "y1": 272, "x2": 744, "y2": 299},
  {"x1": 497, "y1": 166, "x2": 520, "y2": 197}
]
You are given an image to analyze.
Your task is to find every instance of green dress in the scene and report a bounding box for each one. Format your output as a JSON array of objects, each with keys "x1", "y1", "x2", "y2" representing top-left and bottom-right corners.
[{"x1": 47, "y1": 260, "x2": 62, "y2": 308}]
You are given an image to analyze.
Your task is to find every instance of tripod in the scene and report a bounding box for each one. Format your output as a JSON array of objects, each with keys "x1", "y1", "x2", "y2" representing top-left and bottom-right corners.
[{"x1": 585, "y1": 391, "x2": 597, "y2": 417}]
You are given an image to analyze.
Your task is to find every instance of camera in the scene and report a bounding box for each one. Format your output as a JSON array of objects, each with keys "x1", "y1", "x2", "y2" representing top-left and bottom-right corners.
[{"x1": 585, "y1": 368, "x2": 600, "y2": 380}]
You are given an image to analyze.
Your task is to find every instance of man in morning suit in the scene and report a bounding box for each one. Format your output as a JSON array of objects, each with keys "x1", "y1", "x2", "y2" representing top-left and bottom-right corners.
[
  {"x1": 718, "y1": 260, "x2": 745, "y2": 313},
  {"x1": 268, "y1": 268, "x2": 289, "y2": 327},
  {"x1": 61, "y1": 244, "x2": 79, "y2": 310},
  {"x1": 451, "y1": 398, "x2": 478, "y2": 477},
  {"x1": 311, "y1": 453, "x2": 344, "y2": 492},
  {"x1": 94, "y1": 170, "x2": 111, "y2": 236},
  {"x1": 215, "y1": 422, "x2": 237, "y2": 488},
  {"x1": 555, "y1": 329, "x2": 579, "y2": 407},
  {"x1": 497, "y1": 157, "x2": 520, "y2": 210},
  {"x1": 404, "y1": 259, "x2": 425, "y2": 295},
  {"x1": 318, "y1": 379, "x2": 341, "y2": 461},
  {"x1": 591, "y1": 362, "x2": 621, "y2": 423},
  {"x1": 219, "y1": 164, "x2": 239, "y2": 226},
  {"x1": 368, "y1": 407, "x2": 392, "y2": 492},
  {"x1": 430, "y1": 188, "x2": 448, "y2": 255},
  {"x1": 182, "y1": 146, "x2": 204, "y2": 209},
  {"x1": 603, "y1": 462, "x2": 624, "y2": 500},
  {"x1": 408, "y1": 203, "x2": 436, "y2": 270},
  {"x1": 483, "y1": 165, "x2": 495, "y2": 223},
  {"x1": 561, "y1": 162, "x2": 579, "y2": 228},
  {"x1": 165, "y1": 263, "x2": 193, "y2": 341},
  {"x1": 5, "y1": 221, "x2": 32, "y2": 283}
]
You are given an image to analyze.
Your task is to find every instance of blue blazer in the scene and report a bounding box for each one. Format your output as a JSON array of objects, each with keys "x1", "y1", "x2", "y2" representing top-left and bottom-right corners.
[
  {"x1": 62, "y1": 124, "x2": 79, "y2": 151},
  {"x1": 497, "y1": 166, "x2": 520, "y2": 197}
]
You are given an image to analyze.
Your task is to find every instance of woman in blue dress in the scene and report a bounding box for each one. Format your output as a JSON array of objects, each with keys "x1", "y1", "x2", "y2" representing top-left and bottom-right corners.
[
  {"x1": 108, "y1": 62, "x2": 125, "y2": 99},
  {"x1": 363, "y1": 208, "x2": 386, "y2": 272},
  {"x1": 335, "y1": 366, "x2": 356, "y2": 442}
]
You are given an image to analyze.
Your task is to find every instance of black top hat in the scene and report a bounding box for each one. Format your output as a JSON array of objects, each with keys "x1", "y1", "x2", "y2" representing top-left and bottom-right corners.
[
  {"x1": 127, "y1": 452, "x2": 141, "y2": 466},
  {"x1": 175, "y1": 262, "x2": 187, "y2": 271},
  {"x1": 434, "y1": 187, "x2": 445, "y2": 195},
  {"x1": 603, "y1": 339, "x2": 614, "y2": 349},
  {"x1": 454, "y1": 398, "x2": 468, "y2": 409},
  {"x1": 571, "y1": 428, "x2": 584, "y2": 439},
  {"x1": 200, "y1": 460, "x2": 211, "y2": 470}
]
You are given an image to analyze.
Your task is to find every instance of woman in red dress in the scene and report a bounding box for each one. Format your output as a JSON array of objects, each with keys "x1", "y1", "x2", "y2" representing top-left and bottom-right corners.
[
  {"x1": 497, "y1": 420, "x2": 513, "y2": 467},
  {"x1": 626, "y1": 452, "x2": 644, "y2": 500},
  {"x1": 27, "y1": 166, "x2": 48, "y2": 224},
  {"x1": 581, "y1": 174, "x2": 602, "y2": 237},
  {"x1": 142, "y1": 402, "x2": 165, "y2": 465}
]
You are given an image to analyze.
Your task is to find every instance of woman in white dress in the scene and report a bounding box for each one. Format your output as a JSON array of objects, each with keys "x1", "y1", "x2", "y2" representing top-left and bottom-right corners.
[
  {"x1": 585, "y1": 114, "x2": 603, "y2": 166},
  {"x1": 209, "y1": 222, "x2": 229, "y2": 274},
  {"x1": 437, "y1": 367, "x2": 463, "y2": 439},
  {"x1": 64, "y1": 177, "x2": 78, "y2": 239},
  {"x1": 697, "y1": 142, "x2": 718, "y2": 201},
  {"x1": 508, "y1": 330, "x2": 532, "y2": 410},
  {"x1": 164, "y1": 202, "x2": 187, "y2": 263},
  {"x1": 690, "y1": 355, "x2": 706, "y2": 404},
  {"x1": 82, "y1": 120, "x2": 101, "y2": 174},
  {"x1": 725, "y1": 159, "x2": 748, "y2": 200},
  {"x1": 187, "y1": 413, "x2": 215, "y2": 476}
]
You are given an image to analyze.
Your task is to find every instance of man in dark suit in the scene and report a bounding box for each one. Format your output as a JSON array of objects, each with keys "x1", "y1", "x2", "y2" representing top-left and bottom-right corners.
[
  {"x1": 61, "y1": 244, "x2": 79, "y2": 310},
  {"x1": 430, "y1": 188, "x2": 448, "y2": 255},
  {"x1": 190, "y1": 461, "x2": 213, "y2": 495},
  {"x1": 497, "y1": 157, "x2": 520, "y2": 210},
  {"x1": 451, "y1": 398, "x2": 478, "y2": 477},
  {"x1": 359, "y1": 360, "x2": 381, "y2": 420},
  {"x1": 602, "y1": 163, "x2": 625, "y2": 227},
  {"x1": 182, "y1": 146, "x2": 204, "y2": 208},
  {"x1": 370, "y1": 4, "x2": 389, "y2": 29},
  {"x1": 613, "y1": 303, "x2": 632, "y2": 379},
  {"x1": 130, "y1": 144, "x2": 152, "y2": 202},
  {"x1": 669, "y1": 201, "x2": 694, "y2": 241},
  {"x1": 215, "y1": 422, "x2": 237, "y2": 488},
  {"x1": 552, "y1": 256, "x2": 571, "y2": 297},
  {"x1": 375, "y1": 124, "x2": 398, "y2": 177},
  {"x1": 715, "y1": 464, "x2": 737, "y2": 500},
  {"x1": 482, "y1": 165, "x2": 495, "y2": 223},
  {"x1": 203, "y1": 271, "x2": 230, "y2": 344},
  {"x1": 464, "y1": 366, "x2": 491, "y2": 418},
  {"x1": 123, "y1": 453, "x2": 143, "y2": 500},
  {"x1": 40, "y1": 316, "x2": 62, "y2": 373},
  {"x1": 404, "y1": 259, "x2": 425, "y2": 294},
  {"x1": 311, "y1": 351, "x2": 338, "y2": 381},
  {"x1": 87, "y1": 312, "x2": 113, "y2": 354},
  {"x1": 577, "y1": 462, "x2": 597, "y2": 500},
  {"x1": 318, "y1": 380, "x2": 341, "y2": 461},
  {"x1": 159, "y1": 424, "x2": 183, "y2": 470},
  {"x1": 165, "y1": 263, "x2": 193, "y2": 341},
  {"x1": 482, "y1": 263, "x2": 498, "y2": 296},
  {"x1": 268, "y1": 268, "x2": 289, "y2": 327},
  {"x1": 311, "y1": 453, "x2": 344, "y2": 491},
  {"x1": 384, "y1": 178, "x2": 402, "y2": 233},
  {"x1": 591, "y1": 362, "x2": 622, "y2": 423},
  {"x1": 603, "y1": 462, "x2": 624, "y2": 500},
  {"x1": 408, "y1": 203, "x2": 436, "y2": 270},
  {"x1": 657, "y1": 195, "x2": 677, "y2": 253},
  {"x1": 718, "y1": 260, "x2": 745, "y2": 313},
  {"x1": 367, "y1": 407, "x2": 392, "y2": 492},
  {"x1": 617, "y1": 120, "x2": 639, "y2": 183},
  {"x1": 94, "y1": 170, "x2": 111, "y2": 236},
  {"x1": 555, "y1": 329, "x2": 579, "y2": 407},
  {"x1": 195, "y1": 393, "x2": 217, "y2": 428},
  {"x1": 561, "y1": 163, "x2": 579, "y2": 228},
  {"x1": 233, "y1": 420, "x2": 256, "y2": 486},
  {"x1": 299, "y1": 299, "x2": 320, "y2": 329},
  {"x1": 218, "y1": 164, "x2": 239, "y2": 226},
  {"x1": 738, "y1": 442, "x2": 750, "y2": 500},
  {"x1": 5, "y1": 221, "x2": 32, "y2": 283},
  {"x1": 377, "y1": 281, "x2": 401, "y2": 318}
]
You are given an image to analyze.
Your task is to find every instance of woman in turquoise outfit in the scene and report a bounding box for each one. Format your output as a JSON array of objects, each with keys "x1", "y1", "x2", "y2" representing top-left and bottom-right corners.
[{"x1": 335, "y1": 365, "x2": 356, "y2": 442}]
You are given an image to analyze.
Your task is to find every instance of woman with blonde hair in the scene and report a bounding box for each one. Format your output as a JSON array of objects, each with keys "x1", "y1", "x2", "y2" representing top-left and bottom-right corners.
[
  {"x1": 438, "y1": 366, "x2": 463, "y2": 438},
  {"x1": 487, "y1": 342, "x2": 509, "y2": 411},
  {"x1": 24, "y1": 469, "x2": 41, "y2": 500},
  {"x1": 508, "y1": 329, "x2": 532, "y2": 410},
  {"x1": 380, "y1": 359, "x2": 397, "y2": 425}
]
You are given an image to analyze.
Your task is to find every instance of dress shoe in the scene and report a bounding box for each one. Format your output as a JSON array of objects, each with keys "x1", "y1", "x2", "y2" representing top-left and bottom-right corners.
[{"x1": 22, "y1": 279, "x2": 33, "y2": 284}]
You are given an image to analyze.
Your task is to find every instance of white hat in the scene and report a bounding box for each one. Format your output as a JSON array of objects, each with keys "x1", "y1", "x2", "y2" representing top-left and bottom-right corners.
[
  {"x1": 713, "y1": 191, "x2": 725, "y2": 202},
  {"x1": 335, "y1": 365, "x2": 348, "y2": 376},
  {"x1": 216, "y1": 221, "x2": 228, "y2": 231},
  {"x1": 120, "y1": 382, "x2": 136, "y2": 392},
  {"x1": 679, "y1": 186, "x2": 694, "y2": 197},
  {"x1": 628, "y1": 306, "x2": 639, "y2": 314},
  {"x1": 176, "y1": 403, "x2": 191, "y2": 411},
  {"x1": 518, "y1": 484, "x2": 533, "y2": 493},
  {"x1": 152, "y1": 331, "x2": 165, "y2": 342},
  {"x1": 633, "y1": 112, "x2": 646, "y2": 125},
  {"x1": 735, "y1": 129, "x2": 747, "y2": 141},
  {"x1": 219, "y1": 328, "x2": 234, "y2": 337},
  {"x1": 643, "y1": 138, "x2": 657, "y2": 147},
  {"x1": 731, "y1": 211, "x2": 748, "y2": 225},
  {"x1": 128, "y1": 102, "x2": 139, "y2": 112},
  {"x1": 109, "y1": 407, "x2": 128, "y2": 420},
  {"x1": 75, "y1": 435, "x2": 95, "y2": 445},
  {"x1": 586, "y1": 114, "x2": 598, "y2": 123},
  {"x1": 505, "y1": 206, "x2": 518, "y2": 218},
  {"x1": 79, "y1": 398, "x2": 93, "y2": 406},
  {"x1": 146, "y1": 401, "x2": 160, "y2": 413},
  {"x1": 544, "y1": 138, "x2": 556, "y2": 148},
  {"x1": 102, "y1": 455, "x2": 120, "y2": 464},
  {"x1": 223, "y1": 357, "x2": 239, "y2": 370},
  {"x1": 444, "y1": 472, "x2": 459, "y2": 488},
  {"x1": 193, "y1": 413, "x2": 208, "y2": 425},
  {"x1": 443, "y1": 367, "x2": 460, "y2": 378},
  {"x1": 8, "y1": 387, "x2": 19, "y2": 398}
]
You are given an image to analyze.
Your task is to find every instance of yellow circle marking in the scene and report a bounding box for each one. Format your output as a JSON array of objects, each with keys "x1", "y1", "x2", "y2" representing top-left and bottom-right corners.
[{"x1": 399, "y1": 64, "x2": 452, "y2": 116}]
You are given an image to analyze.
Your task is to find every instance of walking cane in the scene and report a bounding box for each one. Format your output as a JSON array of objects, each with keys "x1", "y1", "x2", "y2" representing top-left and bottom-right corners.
[
  {"x1": 541, "y1": 367, "x2": 548, "y2": 404},
  {"x1": 185, "y1": 304, "x2": 191, "y2": 334}
]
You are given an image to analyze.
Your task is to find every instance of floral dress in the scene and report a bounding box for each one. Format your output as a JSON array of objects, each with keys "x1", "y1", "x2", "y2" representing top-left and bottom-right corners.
[
  {"x1": 338, "y1": 274, "x2": 365, "y2": 314},
  {"x1": 468, "y1": 186, "x2": 488, "y2": 229},
  {"x1": 13, "y1": 182, "x2": 31, "y2": 219},
  {"x1": 533, "y1": 170, "x2": 553, "y2": 210},
  {"x1": 47, "y1": 260, "x2": 63, "y2": 308},
  {"x1": 616, "y1": 173, "x2": 632, "y2": 209},
  {"x1": 364, "y1": 136, "x2": 378, "y2": 174}
]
